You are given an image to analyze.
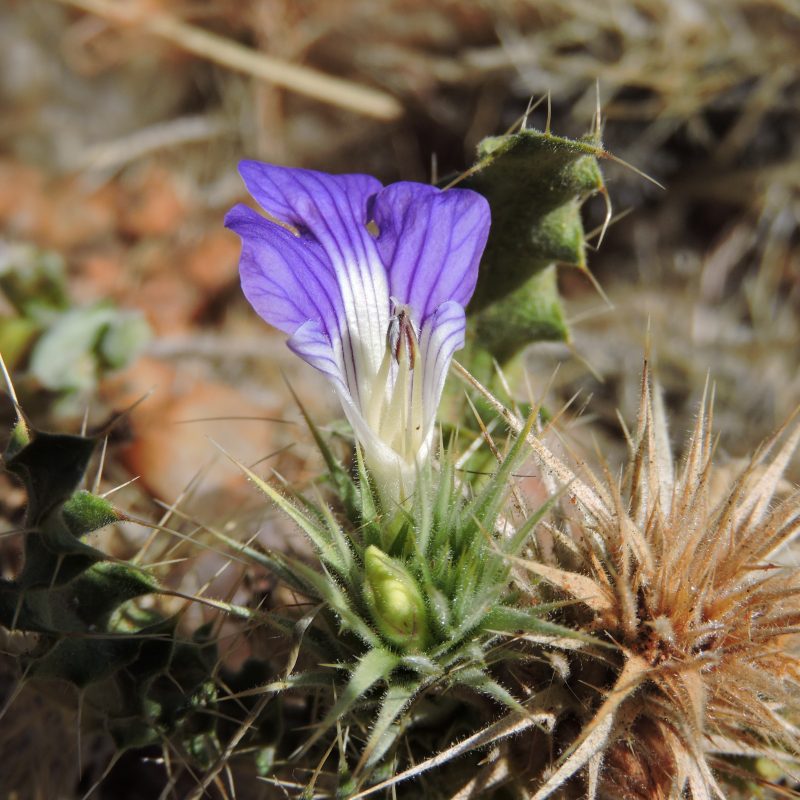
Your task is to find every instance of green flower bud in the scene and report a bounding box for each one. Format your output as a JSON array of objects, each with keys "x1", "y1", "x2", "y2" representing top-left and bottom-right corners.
[{"x1": 363, "y1": 545, "x2": 430, "y2": 652}]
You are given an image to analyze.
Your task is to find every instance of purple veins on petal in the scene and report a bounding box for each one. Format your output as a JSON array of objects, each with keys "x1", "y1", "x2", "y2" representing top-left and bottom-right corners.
[
  {"x1": 226, "y1": 160, "x2": 491, "y2": 499},
  {"x1": 224, "y1": 203, "x2": 341, "y2": 337},
  {"x1": 372, "y1": 181, "x2": 490, "y2": 322}
]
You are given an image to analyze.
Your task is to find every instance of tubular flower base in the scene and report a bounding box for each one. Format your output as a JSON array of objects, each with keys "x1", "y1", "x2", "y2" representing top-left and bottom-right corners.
[{"x1": 225, "y1": 163, "x2": 490, "y2": 503}]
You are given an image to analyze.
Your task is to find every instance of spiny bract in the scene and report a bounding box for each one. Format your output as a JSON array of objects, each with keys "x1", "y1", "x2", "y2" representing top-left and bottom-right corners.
[{"x1": 480, "y1": 363, "x2": 800, "y2": 800}]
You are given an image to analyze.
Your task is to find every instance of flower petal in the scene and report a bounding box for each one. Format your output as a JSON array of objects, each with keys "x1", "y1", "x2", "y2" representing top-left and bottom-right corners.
[
  {"x1": 287, "y1": 320, "x2": 344, "y2": 387},
  {"x1": 372, "y1": 183, "x2": 490, "y2": 323},
  {"x1": 417, "y1": 300, "x2": 467, "y2": 429},
  {"x1": 237, "y1": 161, "x2": 391, "y2": 386},
  {"x1": 225, "y1": 203, "x2": 341, "y2": 337}
]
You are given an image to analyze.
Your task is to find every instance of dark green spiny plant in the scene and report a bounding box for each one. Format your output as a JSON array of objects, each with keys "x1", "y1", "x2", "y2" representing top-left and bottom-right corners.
[{"x1": 0, "y1": 399, "x2": 249, "y2": 774}]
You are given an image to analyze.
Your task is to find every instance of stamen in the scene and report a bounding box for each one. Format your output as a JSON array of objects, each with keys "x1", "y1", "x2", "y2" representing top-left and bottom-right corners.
[
  {"x1": 387, "y1": 305, "x2": 418, "y2": 370},
  {"x1": 375, "y1": 304, "x2": 425, "y2": 461}
]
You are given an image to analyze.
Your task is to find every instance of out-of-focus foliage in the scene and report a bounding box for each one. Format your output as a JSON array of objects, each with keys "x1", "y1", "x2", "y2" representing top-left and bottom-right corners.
[{"x1": 0, "y1": 243, "x2": 150, "y2": 408}]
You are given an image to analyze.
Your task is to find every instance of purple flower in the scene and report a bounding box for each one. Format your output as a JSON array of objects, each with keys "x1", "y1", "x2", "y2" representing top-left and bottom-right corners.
[{"x1": 225, "y1": 162, "x2": 490, "y2": 501}]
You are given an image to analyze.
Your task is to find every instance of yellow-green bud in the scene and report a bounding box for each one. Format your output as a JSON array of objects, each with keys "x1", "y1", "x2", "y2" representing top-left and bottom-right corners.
[{"x1": 363, "y1": 545, "x2": 430, "y2": 652}]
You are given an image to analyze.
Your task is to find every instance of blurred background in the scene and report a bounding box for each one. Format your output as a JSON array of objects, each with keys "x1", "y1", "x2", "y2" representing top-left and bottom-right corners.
[{"x1": 1, "y1": 0, "x2": 799, "y2": 796}]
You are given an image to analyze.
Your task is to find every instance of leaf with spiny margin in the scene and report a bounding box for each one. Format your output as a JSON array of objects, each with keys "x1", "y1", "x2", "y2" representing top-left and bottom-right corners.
[
  {"x1": 27, "y1": 633, "x2": 145, "y2": 687},
  {"x1": 72, "y1": 561, "x2": 160, "y2": 626},
  {"x1": 62, "y1": 490, "x2": 121, "y2": 536},
  {"x1": 463, "y1": 127, "x2": 604, "y2": 363},
  {"x1": 357, "y1": 681, "x2": 417, "y2": 774},
  {"x1": 293, "y1": 647, "x2": 399, "y2": 760},
  {"x1": 3, "y1": 418, "x2": 30, "y2": 460},
  {"x1": 1, "y1": 561, "x2": 160, "y2": 633},
  {"x1": 5, "y1": 431, "x2": 96, "y2": 524},
  {"x1": 15, "y1": 531, "x2": 103, "y2": 591}
]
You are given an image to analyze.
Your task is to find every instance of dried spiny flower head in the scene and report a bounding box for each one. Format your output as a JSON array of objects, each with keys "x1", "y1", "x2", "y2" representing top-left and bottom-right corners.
[{"x1": 462, "y1": 361, "x2": 800, "y2": 799}]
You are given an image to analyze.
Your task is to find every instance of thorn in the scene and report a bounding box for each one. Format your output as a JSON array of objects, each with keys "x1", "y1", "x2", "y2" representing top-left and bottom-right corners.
[
  {"x1": 565, "y1": 341, "x2": 605, "y2": 384},
  {"x1": 545, "y1": 90, "x2": 552, "y2": 135},
  {"x1": 506, "y1": 96, "x2": 546, "y2": 137},
  {"x1": 578, "y1": 264, "x2": 614, "y2": 311},
  {"x1": 521, "y1": 95, "x2": 536, "y2": 130},
  {"x1": 80, "y1": 750, "x2": 124, "y2": 800},
  {"x1": 81, "y1": 404, "x2": 90, "y2": 437},
  {"x1": 0, "y1": 351, "x2": 29, "y2": 437},
  {"x1": 91, "y1": 435, "x2": 109, "y2": 494},
  {"x1": 100, "y1": 474, "x2": 140, "y2": 499},
  {"x1": 0, "y1": 351, "x2": 21, "y2": 410},
  {"x1": 599, "y1": 149, "x2": 666, "y2": 190},
  {"x1": 173, "y1": 415, "x2": 295, "y2": 425},
  {"x1": 92, "y1": 387, "x2": 155, "y2": 438},
  {"x1": 247, "y1": 442, "x2": 296, "y2": 470},
  {"x1": 586, "y1": 206, "x2": 634, "y2": 243},
  {"x1": 593, "y1": 79, "x2": 603, "y2": 141},
  {"x1": 596, "y1": 186, "x2": 613, "y2": 249}
]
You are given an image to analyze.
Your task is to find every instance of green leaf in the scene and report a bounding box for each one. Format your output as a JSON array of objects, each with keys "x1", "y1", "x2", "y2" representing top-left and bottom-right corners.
[
  {"x1": 467, "y1": 407, "x2": 538, "y2": 531},
  {"x1": 472, "y1": 265, "x2": 568, "y2": 363},
  {"x1": 62, "y1": 490, "x2": 122, "y2": 536},
  {"x1": 27, "y1": 633, "x2": 144, "y2": 687},
  {"x1": 355, "y1": 445, "x2": 381, "y2": 547},
  {"x1": 293, "y1": 647, "x2": 399, "y2": 759},
  {"x1": 5, "y1": 430, "x2": 96, "y2": 524},
  {"x1": 0, "y1": 244, "x2": 69, "y2": 316},
  {"x1": 73, "y1": 561, "x2": 161, "y2": 625},
  {"x1": 357, "y1": 681, "x2": 417, "y2": 774},
  {"x1": 284, "y1": 378, "x2": 359, "y2": 513},
  {"x1": 463, "y1": 127, "x2": 604, "y2": 363},
  {"x1": 97, "y1": 312, "x2": 151, "y2": 370},
  {"x1": 453, "y1": 667, "x2": 522, "y2": 712},
  {"x1": 215, "y1": 441, "x2": 352, "y2": 577},
  {"x1": 29, "y1": 305, "x2": 116, "y2": 392},
  {"x1": 481, "y1": 605, "x2": 600, "y2": 647},
  {"x1": 3, "y1": 418, "x2": 31, "y2": 461},
  {"x1": 0, "y1": 316, "x2": 41, "y2": 370}
]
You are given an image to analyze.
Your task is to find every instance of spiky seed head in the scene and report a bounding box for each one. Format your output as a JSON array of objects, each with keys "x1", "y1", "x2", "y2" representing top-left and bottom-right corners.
[{"x1": 495, "y1": 365, "x2": 800, "y2": 799}]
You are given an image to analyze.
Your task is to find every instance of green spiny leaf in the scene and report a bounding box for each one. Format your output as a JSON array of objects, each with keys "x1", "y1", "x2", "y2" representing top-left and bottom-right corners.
[
  {"x1": 472, "y1": 265, "x2": 568, "y2": 363},
  {"x1": 294, "y1": 647, "x2": 399, "y2": 760},
  {"x1": 62, "y1": 490, "x2": 122, "y2": 536},
  {"x1": 463, "y1": 127, "x2": 604, "y2": 363},
  {"x1": 357, "y1": 681, "x2": 417, "y2": 774},
  {"x1": 6, "y1": 430, "x2": 96, "y2": 524}
]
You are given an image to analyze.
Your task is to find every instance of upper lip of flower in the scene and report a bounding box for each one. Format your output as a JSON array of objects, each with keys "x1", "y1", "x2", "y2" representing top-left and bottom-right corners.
[{"x1": 225, "y1": 161, "x2": 490, "y2": 493}]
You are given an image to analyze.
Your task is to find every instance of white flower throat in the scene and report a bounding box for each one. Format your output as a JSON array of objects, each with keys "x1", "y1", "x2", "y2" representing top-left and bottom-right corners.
[{"x1": 366, "y1": 304, "x2": 425, "y2": 464}]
